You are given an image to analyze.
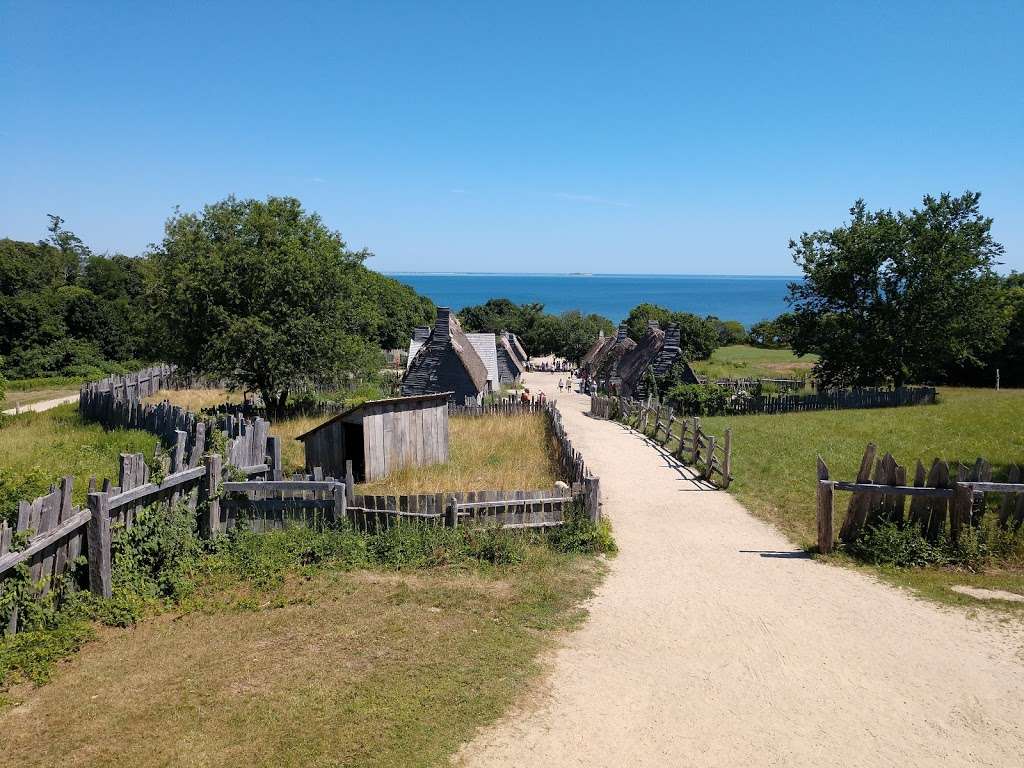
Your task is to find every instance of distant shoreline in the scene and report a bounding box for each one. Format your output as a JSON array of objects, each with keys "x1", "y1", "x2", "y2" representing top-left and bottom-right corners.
[{"x1": 384, "y1": 271, "x2": 799, "y2": 279}]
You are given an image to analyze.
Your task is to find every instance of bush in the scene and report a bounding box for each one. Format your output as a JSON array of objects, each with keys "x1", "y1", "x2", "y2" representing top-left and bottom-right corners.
[
  {"x1": 665, "y1": 383, "x2": 730, "y2": 416},
  {"x1": 846, "y1": 518, "x2": 1024, "y2": 570},
  {"x1": 548, "y1": 504, "x2": 617, "y2": 555}
]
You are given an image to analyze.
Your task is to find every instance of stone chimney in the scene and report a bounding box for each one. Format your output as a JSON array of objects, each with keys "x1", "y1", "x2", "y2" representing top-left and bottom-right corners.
[
  {"x1": 615, "y1": 322, "x2": 629, "y2": 343},
  {"x1": 435, "y1": 307, "x2": 452, "y2": 340}
]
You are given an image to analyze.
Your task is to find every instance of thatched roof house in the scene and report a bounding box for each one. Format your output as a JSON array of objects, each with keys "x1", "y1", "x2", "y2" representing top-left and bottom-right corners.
[
  {"x1": 504, "y1": 332, "x2": 529, "y2": 364},
  {"x1": 617, "y1": 323, "x2": 698, "y2": 399},
  {"x1": 497, "y1": 334, "x2": 526, "y2": 384},
  {"x1": 401, "y1": 308, "x2": 490, "y2": 403},
  {"x1": 580, "y1": 330, "x2": 607, "y2": 372},
  {"x1": 593, "y1": 323, "x2": 636, "y2": 385}
]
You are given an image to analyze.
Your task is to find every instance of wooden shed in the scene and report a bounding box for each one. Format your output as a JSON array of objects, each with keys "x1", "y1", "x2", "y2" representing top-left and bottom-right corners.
[{"x1": 296, "y1": 393, "x2": 451, "y2": 482}]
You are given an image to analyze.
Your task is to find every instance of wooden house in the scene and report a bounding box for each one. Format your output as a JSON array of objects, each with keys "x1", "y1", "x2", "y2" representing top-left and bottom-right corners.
[
  {"x1": 617, "y1": 323, "x2": 698, "y2": 399},
  {"x1": 593, "y1": 323, "x2": 636, "y2": 389},
  {"x1": 496, "y1": 333, "x2": 525, "y2": 384},
  {"x1": 402, "y1": 307, "x2": 491, "y2": 402},
  {"x1": 296, "y1": 393, "x2": 451, "y2": 482}
]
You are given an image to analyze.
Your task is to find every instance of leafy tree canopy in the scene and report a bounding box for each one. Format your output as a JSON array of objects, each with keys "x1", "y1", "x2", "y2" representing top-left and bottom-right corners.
[
  {"x1": 787, "y1": 192, "x2": 1007, "y2": 387},
  {"x1": 623, "y1": 303, "x2": 720, "y2": 360},
  {"x1": 748, "y1": 313, "x2": 797, "y2": 349},
  {"x1": 149, "y1": 195, "x2": 384, "y2": 410},
  {"x1": 458, "y1": 298, "x2": 612, "y2": 360}
]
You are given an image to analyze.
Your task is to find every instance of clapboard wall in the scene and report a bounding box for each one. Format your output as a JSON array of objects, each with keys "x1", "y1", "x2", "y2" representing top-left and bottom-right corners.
[{"x1": 301, "y1": 395, "x2": 450, "y2": 482}]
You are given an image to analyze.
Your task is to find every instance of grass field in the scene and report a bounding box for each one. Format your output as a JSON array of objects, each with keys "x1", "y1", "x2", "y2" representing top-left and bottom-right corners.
[
  {"x1": 0, "y1": 404, "x2": 156, "y2": 523},
  {"x1": 692, "y1": 344, "x2": 817, "y2": 382},
  {"x1": 699, "y1": 387, "x2": 1024, "y2": 607},
  {"x1": 2, "y1": 385, "x2": 81, "y2": 411},
  {"x1": 359, "y1": 413, "x2": 558, "y2": 495},
  {"x1": 0, "y1": 535, "x2": 605, "y2": 767}
]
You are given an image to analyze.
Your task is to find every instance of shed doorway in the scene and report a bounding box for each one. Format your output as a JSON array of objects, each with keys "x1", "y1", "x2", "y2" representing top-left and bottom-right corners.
[{"x1": 344, "y1": 422, "x2": 365, "y2": 481}]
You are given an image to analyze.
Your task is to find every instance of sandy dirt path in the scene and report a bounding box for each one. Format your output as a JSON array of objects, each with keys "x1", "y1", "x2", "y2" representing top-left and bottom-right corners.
[
  {"x1": 2, "y1": 393, "x2": 79, "y2": 416},
  {"x1": 457, "y1": 371, "x2": 1024, "y2": 768}
]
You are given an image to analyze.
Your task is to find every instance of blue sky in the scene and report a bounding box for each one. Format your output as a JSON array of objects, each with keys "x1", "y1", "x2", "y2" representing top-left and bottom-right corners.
[{"x1": 1, "y1": 1, "x2": 1021, "y2": 274}]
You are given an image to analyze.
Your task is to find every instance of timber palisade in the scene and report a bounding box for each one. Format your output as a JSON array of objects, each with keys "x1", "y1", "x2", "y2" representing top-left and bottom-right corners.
[{"x1": 816, "y1": 444, "x2": 1024, "y2": 554}]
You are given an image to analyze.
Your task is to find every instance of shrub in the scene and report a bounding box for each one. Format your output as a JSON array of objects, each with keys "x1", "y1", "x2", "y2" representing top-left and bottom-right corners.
[
  {"x1": 548, "y1": 504, "x2": 617, "y2": 555},
  {"x1": 847, "y1": 518, "x2": 1024, "y2": 571},
  {"x1": 665, "y1": 383, "x2": 730, "y2": 416}
]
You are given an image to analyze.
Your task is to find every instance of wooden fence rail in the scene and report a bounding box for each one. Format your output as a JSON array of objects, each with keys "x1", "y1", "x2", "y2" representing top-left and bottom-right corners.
[
  {"x1": 815, "y1": 444, "x2": 1024, "y2": 553},
  {"x1": 590, "y1": 396, "x2": 732, "y2": 489}
]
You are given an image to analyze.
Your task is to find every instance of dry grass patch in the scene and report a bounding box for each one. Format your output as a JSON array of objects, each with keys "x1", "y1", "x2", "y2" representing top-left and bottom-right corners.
[
  {"x1": 0, "y1": 552, "x2": 604, "y2": 768},
  {"x1": 358, "y1": 413, "x2": 558, "y2": 495},
  {"x1": 143, "y1": 387, "x2": 244, "y2": 412}
]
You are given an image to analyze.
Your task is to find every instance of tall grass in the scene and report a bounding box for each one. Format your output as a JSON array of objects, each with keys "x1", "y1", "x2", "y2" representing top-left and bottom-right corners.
[
  {"x1": 0, "y1": 404, "x2": 156, "y2": 523},
  {"x1": 358, "y1": 413, "x2": 558, "y2": 494}
]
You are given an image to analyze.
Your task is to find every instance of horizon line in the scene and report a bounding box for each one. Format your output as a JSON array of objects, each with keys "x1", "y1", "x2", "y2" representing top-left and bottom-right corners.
[{"x1": 382, "y1": 271, "x2": 802, "y2": 279}]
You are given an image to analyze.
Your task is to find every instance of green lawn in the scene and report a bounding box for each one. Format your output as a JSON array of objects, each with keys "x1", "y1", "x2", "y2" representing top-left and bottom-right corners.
[
  {"x1": 0, "y1": 404, "x2": 157, "y2": 524},
  {"x1": 692, "y1": 344, "x2": 817, "y2": 382},
  {"x1": 700, "y1": 387, "x2": 1024, "y2": 608}
]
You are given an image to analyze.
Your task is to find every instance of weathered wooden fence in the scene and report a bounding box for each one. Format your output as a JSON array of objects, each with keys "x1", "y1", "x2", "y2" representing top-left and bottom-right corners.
[
  {"x1": 590, "y1": 396, "x2": 732, "y2": 488},
  {"x1": 728, "y1": 386, "x2": 936, "y2": 415},
  {"x1": 450, "y1": 395, "x2": 546, "y2": 417},
  {"x1": 816, "y1": 443, "x2": 1024, "y2": 554},
  {"x1": 0, "y1": 442, "x2": 280, "y2": 633}
]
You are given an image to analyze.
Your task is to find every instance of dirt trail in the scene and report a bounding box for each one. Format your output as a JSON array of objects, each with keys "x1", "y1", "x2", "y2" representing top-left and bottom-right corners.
[
  {"x1": 457, "y1": 371, "x2": 1024, "y2": 767},
  {"x1": 2, "y1": 393, "x2": 79, "y2": 416}
]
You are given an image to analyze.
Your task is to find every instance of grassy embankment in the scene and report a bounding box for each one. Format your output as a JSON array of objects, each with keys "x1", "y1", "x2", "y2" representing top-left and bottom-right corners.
[
  {"x1": 0, "y1": 404, "x2": 156, "y2": 524},
  {"x1": 691, "y1": 344, "x2": 817, "y2": 382},
  {"x1": 697, "y1": 387, "x2": 1024, "y2": 608},
  {"x1": 1, "y1": 395, "x2": 610, "y2": 766}
]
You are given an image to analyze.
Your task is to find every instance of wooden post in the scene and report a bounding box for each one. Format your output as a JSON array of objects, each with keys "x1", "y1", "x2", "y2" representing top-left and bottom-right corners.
[
  {"x1": 345, "y1": 460, "x2": 355, "y2": 507},
  {"x1": 722, "y1": 429, "x2": 732, "y2": 489},
  {"x1": 704, "y1": 435, "x2": 716, "y2": 480},
  {"x1": 691, "y1": 417, "x2": 700, "y2": 465},
  {"x1": 202, "y1": 453, "x2": 222, "y2": 537},
  {"x1": 584, "y1": 477, "x2": 601, "y2": 522},
  {"x1": 951, "y1": 482, "x2": 974, "y2": 545},
  {"x1": 267, "y1": 436, "x2": 283, "y2": 480},
  {"x1": 445, "y1": 495, "x2": 459, "y2": 528},
  {"x1": 332, "y1": 483, "x2": 346, "y2": 527},
  {"x1": 816, "y1": 456, "x2": 833, "y2": 554},
  {"x1": 87, "y1": 492, "x2": 112, "y2": 598}
]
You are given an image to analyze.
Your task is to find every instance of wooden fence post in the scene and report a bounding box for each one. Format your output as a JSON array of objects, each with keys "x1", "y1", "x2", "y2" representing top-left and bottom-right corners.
[
  {"x1": 951, "y1": 482, "x2": 974, "y2": 545},
  {"x1": 722, "y1": 429, "x2": 732, "y2": 489},
  {"x1": 691, "y1": 417, "x2": 701, "y2": 465},
  {"x1": 202, "y1": 453, "x2": 222, "y2": 537},
  {"x1": 345, "y1": 460, "x2": 355, "y2": 506},
  {"x1": 583, "y1": 476, "x2": 601, "y2": 522},
  {"x1": 816, "y1": 456, "x2": 833, "y2": 554},
  {"x1": 333, "y1": 483, "x2": 346, "y2": 527},
  {"x1": 87, "y1": 492, "x2": 112, "y2": 598},
  {"x1": 445, "y1": 495, "x2": 459, "y2": 528},
  {"x1": 267, "y1": 436, "x2": 283, "y2": 480}
]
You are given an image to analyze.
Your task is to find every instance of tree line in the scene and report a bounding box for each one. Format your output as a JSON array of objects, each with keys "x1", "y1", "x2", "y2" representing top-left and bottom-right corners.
[{"x1": 1, "y1": 198, "x2": 434, "y2": 410}]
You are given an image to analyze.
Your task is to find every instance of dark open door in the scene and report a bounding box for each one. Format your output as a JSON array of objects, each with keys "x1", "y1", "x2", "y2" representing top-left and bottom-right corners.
[{"x1": 343, "y1": 422, "x2": 366, "y2": 481}]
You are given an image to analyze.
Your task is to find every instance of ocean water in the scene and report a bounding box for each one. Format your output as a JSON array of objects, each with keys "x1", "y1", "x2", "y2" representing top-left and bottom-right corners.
[{"x1": 388, "y1": 273, "x2": 795, "y2": 326}]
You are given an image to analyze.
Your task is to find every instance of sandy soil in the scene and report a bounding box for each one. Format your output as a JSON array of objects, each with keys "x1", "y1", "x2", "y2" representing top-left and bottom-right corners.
[
  {"x1": 457, "y1": 371, "x2": 1024, "y2": 768},
  {"x1": 2, "y1": 393, "x2": 79, "y2": 415}
]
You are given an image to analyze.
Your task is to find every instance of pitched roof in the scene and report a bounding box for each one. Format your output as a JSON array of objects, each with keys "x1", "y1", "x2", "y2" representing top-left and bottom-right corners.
[
  {"x1": 403, "y1": 309, "x2": 490, "y2": 395},
  {"x1": 616, "y1": 324, "x2": 666, "y2": 390},
  {"x1": 505, "y1": 332, "x2": 529, "y2": 362},
  {"x1": 466, "y1": 333, "x2": 499, "y2": 386},
  {"x1": 581, "y1": 331, "x2": 606, "y2": 366},
  {"x1": 498, "y1": 334, "x2": 526, "y2": 376},
  {"x1": 406, "y1": 327, "x2": 431, "y2": 371},
  {"x1": 295, "y1": 392, "x2": 453, "y2": 440}
]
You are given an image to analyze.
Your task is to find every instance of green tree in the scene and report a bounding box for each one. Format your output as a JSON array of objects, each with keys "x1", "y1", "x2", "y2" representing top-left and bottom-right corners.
[
  {"x1": 623, "y1": 303, "x2": 720, "y2": 360},
  {"x1": 788, "y1": 192, "x2": 1007, "y2": 387},
  {"x1": 748, "y1": 313, "x2": 796, "y2": 348},
  {"x1": 149, "y1": 196, "x2": 381, "y2": 412}
]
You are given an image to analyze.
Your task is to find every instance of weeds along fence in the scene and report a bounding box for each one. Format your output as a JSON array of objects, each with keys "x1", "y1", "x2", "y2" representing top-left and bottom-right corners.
[
  {"x1": 816, "y1": 443, "x2": 1024, "y2": 554},
  {"x1": 590, "y1": 395, "x2": 732, "y2": 488},
  {"x1": 2, "y1": 381, "x2": 601, "y2": 634}
]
